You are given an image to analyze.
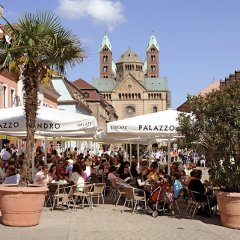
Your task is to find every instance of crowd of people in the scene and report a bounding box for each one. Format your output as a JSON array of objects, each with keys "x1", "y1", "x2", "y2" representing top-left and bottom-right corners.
[
  {"x1": 0, "y1": 143, "x2": 216, "y2": 216},
  {"x1": 148, "y1": 148, "x2": 207, "y2": 168}
]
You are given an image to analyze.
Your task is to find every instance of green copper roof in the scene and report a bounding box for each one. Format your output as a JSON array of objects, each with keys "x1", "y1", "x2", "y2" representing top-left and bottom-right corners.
[
  {"x1": 141, "y1": 77, "x2": 168, "y2": 91},
  {"x1": 99, "y1": 35, "x2": 112, "y2": 52},
  {"x1": 92, "y1": 76, "x2": 168, "y2": 92},
  {"x1": 147, "y1": 33, "x2": 159, "y2": 51},
  {"x1": 92, "y1": 78, "x2": 117, "y2": 92}
]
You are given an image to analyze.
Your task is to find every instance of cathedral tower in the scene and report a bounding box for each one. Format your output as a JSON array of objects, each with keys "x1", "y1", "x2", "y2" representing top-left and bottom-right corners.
[
  {"x1": 99, "y1": 35, "x2": 113, "y2": 78},
  {"x1": 146, "y1": 33, "x2": 159, "y2": 78}
]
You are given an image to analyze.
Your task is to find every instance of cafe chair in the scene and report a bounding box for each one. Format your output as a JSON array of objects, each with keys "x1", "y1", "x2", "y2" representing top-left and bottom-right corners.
[
  {"x1": 123, "y1": 186, "x2": 147, "y2": 213},
  {"x1": 114, "y1": 182, "x2": 125, "y2": 207},
  {"x1": 73, "y1": 184, "x2": 93, "y2": 209},
  {"x1": 51, "y1": 185, "x2": 76, "y2": 211},
  {"x1": 88, "y1": 183, "x2": 106, "y2": 207},
  {"x1": 188, "y1": 190, "x2": 212, "y2": 217}
]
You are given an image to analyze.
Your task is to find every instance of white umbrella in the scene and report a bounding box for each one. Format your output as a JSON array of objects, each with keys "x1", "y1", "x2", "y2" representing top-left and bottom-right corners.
[
  {"x1": 107, "y1": 109, "x2": 184, "y2": 173},
  {"x1": 0, "y1": 106, "x2": 98, "y2": 135},
  {"x1": 107, "y1": 109, "x2": 181, "y2": 137},
  {"x1": 0, "y1": 106, "x2": 98, "y2": 179}
]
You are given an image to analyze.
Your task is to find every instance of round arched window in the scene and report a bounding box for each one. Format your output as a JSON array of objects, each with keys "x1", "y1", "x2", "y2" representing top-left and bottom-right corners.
[{"x1": 125, "y1": 106, "x2": 135, "y2": 115}]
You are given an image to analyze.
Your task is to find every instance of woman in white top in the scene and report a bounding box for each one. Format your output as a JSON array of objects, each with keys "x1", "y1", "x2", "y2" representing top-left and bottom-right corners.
[
  {"x1": 70, "y1": 163, "x2": 85, "y2": 192},
  {"x1": 84, "y1": 159, "x2": 92, "y2": 179},
  {"x1": 33, "y1": 165, "x2": 51, "y2": 186}
]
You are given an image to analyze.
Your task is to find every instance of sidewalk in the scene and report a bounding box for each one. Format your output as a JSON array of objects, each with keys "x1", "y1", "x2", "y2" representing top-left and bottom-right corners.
[{"x1": 0, "y1": 203, "x2": 239, "y2": 240}]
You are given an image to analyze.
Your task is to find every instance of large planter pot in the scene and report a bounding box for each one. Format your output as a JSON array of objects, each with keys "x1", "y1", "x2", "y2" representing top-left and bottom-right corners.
[
  {"x1": 215, "y1": 191, "x2": 240, "y2": 229},
  {"x1": 0, "y1": 185, "x2": 48, "y2": 227}
]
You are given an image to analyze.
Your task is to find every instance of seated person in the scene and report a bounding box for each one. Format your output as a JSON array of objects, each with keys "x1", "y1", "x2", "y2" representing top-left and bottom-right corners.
[
  {"x1": 117, "y1": 161, "x2": 130, "y2": 176},
  {"x1": 119, "y1": 166, "x2": 133, "y2": 183},
  {"x1": 3, "y1": 165, "x2": 21, "y2": 184},
  {"x1": 147, "y1": 161, "x2": 159, "y2": 182},
  {"x1": 172, "y1": 171, "x2": 183, "y2": 199},
  {"x1": 69, "y1": 163, "x2": 85, "y2": 192},
  {"x1": 107, "y1": 166, "x2": 124, "y2": 183},
  {"x1": 84, "y1": 159, "x2": 93, "y2": 179},
  {"x1": 33, "y1": 165, "x2": 51, "y2": 186},
  {"x1": 188, "y1": 169, "x2": 217, "y2": 210},
  {"x1": 130, "y1": 161, "x2": 138, "y2": 178},
  {"x1": 56, "y1": 161, "x2": 66, "y2": 180},
  {"x1": 136, "y1": 166, "x2": 149, "y2": 189},
  {"x1": 188, "y1": 169, "x2": 206, "y2": 201},
  {"x1": 135, "y1": 166, "x2": 151, "y2": 197},
  {"x1": 65, "y1": 159, "x2": 74, "y2": 177},
  {"x1": 48, "y1": 164, "x2": 58, "y2": 181},
  {"x1": 186, "y1": 168, "x2": 197, "y2": 187}
]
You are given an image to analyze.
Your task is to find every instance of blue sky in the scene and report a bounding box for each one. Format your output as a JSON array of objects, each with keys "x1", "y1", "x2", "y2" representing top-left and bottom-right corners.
[{"x1": 1, "y1": 0, "x2": 240, "y2": 109}]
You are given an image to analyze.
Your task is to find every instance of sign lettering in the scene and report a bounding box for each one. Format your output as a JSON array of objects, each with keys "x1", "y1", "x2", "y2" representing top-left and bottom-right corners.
[
  {"x1": 0, "y1": 122, "x2": 20, "y2": 129},
  {"x1": 77, "y1": 121, "x2": 92, "y2": 127},
  {"x1": 36, "y1": 123, "x2": 61, "y2": 129},
  {"x1": 110, "y1": 126, "x2": 127, "y2": 130},
  {"x1": 0, "y1": 122, "x2": 62, "y2": 130},
  {"x1": 139, "y1": 125, "x2": 175, "y2": 132}
]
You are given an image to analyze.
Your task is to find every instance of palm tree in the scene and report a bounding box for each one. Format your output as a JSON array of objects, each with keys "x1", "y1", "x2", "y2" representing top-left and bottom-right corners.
[{"x1": 0, "y1": 11, "x2": 86, "y2": 180}]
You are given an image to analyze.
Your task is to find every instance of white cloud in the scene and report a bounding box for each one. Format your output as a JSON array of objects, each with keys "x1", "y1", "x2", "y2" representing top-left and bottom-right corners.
[{"x1": 57, "y1": 0, "x2": 125, "y2": 31}]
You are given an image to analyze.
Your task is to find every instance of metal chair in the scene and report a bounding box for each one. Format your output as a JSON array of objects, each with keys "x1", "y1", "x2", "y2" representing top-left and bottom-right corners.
[
  {"x1": 73, "y1": 184, "x2": 93, "y2": 209},
  {"x1": 51, "y1": 185, "x2": 76, "y2": 211},
  {"x1": 106, "y1": 179, "x2": 117, "y2": 201},
  {"x1": 123, "y1": 186, "x2": 147, "y2": 213},
  {"x1": 114, "y1": 182, "x2": 125, "y2": 207},
  {"x1": 188, "y1": 190, "x2": 212, "y2": 217},
  {"x1": 88, "y1": 183, "x2": 106, "y2": 207},
  {"x1": 45, "y1": 183, "x2": 58, "y2": 208},
  {"x1": 172, "y1": 197, "x2": 181, "y2": 215}
]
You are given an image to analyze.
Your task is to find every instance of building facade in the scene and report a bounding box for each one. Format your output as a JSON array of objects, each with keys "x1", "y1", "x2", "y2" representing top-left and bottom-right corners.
[
  {"x1": 0, "y1": 71, "x2": 18, "y2": 108},
  {"x1": 220, "y1": 70, "x2": 240, "y2": 89},
  {"x1": 73, "y1": 79, "x2": 118, "y2": 131},
  {"x1": 93, "y1": 34, "x2": 171, "y2": 120}
]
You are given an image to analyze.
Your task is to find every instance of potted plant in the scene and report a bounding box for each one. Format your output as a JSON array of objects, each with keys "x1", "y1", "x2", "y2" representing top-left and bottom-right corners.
[
  {"x1": 177, "y1": 81, "x2": 240, "y2": 229},
  {"x1": 0, "y1": 10, "x2": 86, "y2": 226}
]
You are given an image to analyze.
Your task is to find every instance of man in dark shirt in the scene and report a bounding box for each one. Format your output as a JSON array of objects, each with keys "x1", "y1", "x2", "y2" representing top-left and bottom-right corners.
[
  {"x1": 188, "y1": 169, "x2": 217, "y2": 216},
  {"x1": 188, "y1": 169, "x2": 206, "y2": 202}
]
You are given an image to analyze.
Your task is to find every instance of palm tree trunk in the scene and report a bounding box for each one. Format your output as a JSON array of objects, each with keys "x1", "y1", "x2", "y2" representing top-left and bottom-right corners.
[{"x1": 22, "y1": 63, "x2": 39, "y2": 181}]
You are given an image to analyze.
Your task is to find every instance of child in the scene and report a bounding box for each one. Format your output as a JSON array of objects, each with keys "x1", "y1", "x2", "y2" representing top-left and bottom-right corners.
[{"x1": 173, "y1": 172, "x2": 183, "y2": 199}]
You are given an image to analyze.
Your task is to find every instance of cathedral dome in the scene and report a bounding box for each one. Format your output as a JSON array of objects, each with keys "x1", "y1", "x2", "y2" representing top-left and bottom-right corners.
[{"x1": 117, "y1": 48, "x2": 143, "y2": 63}]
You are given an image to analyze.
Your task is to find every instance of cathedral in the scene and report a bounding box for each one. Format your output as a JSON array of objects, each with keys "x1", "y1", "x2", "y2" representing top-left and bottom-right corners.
[{"x1": 92, "y1": 34, "x2": 171, "y2": 120}]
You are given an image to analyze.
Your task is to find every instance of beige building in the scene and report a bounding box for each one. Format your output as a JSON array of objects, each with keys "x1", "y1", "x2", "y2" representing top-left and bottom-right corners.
[{"x1": 93, "y1": 34, "x2": 171, "y2": 120}]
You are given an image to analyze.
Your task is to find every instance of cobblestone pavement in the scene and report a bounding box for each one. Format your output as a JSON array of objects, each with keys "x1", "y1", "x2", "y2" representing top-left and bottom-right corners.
[
  {"x1": 0, "y1": 201, "x2": 239, "y2": 240},
  {"x1": 0, "y1": 167, "x2": 239, "y2": 240}
]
